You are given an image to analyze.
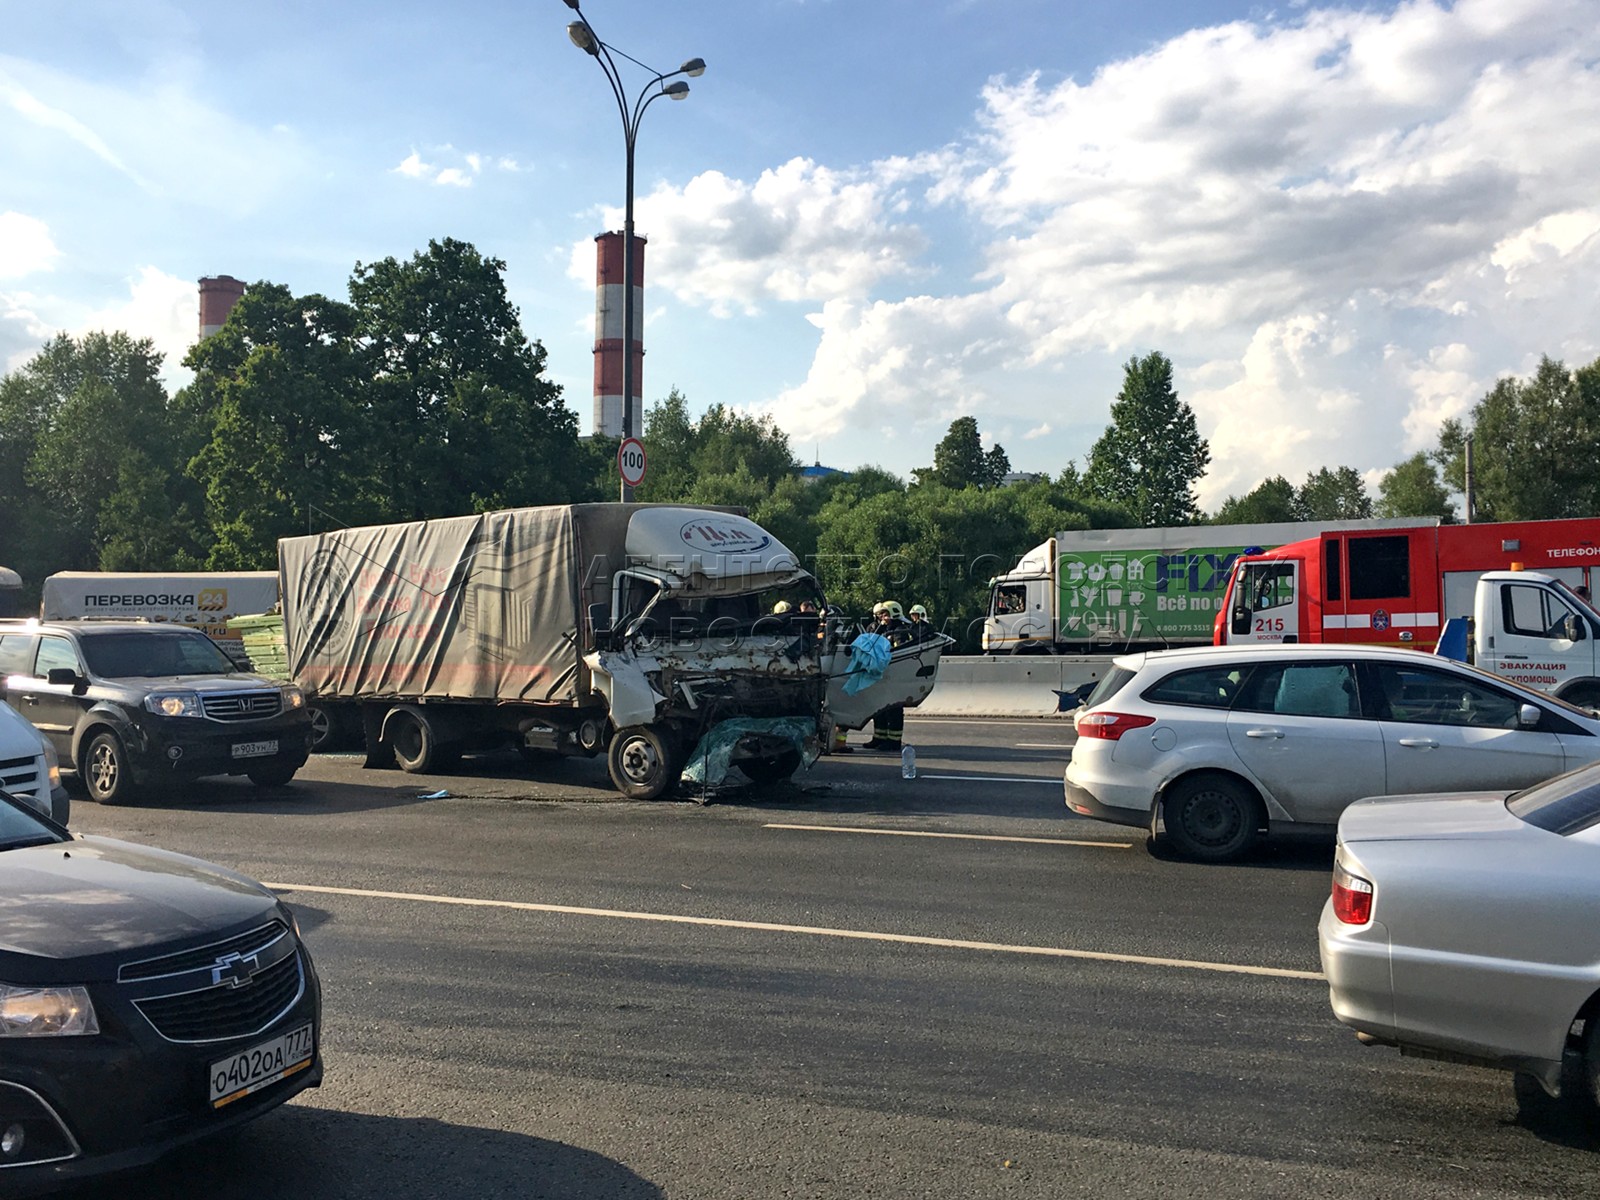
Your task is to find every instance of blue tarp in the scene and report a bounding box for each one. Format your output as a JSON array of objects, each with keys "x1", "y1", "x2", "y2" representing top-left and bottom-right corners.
[
  {"x1": 842, "y1": 632, "x2": 891, "y2": 694},
  {"x1": 681, "y1": 716, "x2": 821, "y2": 788}
]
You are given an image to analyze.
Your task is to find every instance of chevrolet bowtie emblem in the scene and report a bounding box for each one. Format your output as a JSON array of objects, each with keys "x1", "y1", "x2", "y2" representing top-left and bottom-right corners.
[{"x1": 211, "y1": 951, "x2": 262, "y2": 989}]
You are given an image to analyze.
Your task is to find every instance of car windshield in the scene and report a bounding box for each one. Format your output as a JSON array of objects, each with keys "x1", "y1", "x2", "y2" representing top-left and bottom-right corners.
[
  {"x1": 79, "y1": 632, "x2": 236, "y2": 678},
  {"x1": 1507, "y1": 769, "x2": 1600, "y2": 836},
  {"x1": 0, "y1": 791, "x2": 67, "y2": 850}
]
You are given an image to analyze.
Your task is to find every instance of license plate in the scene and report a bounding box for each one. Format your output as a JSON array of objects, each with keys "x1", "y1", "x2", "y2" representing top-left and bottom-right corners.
[
  {"x1": 231, "y1": 739, "x2": 279, "y2": 759},
  {"x1": 210, "y1": 1023, "x2": 314, "y2": 1108}
]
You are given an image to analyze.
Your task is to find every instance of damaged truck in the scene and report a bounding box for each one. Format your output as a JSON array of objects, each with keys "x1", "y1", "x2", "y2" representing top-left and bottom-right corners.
[{"x1": 279, "y1": 503, "x2": 948, "y2": 799}]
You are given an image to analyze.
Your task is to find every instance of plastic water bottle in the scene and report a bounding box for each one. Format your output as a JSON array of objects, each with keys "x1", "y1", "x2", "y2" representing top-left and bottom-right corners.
[{"x1": 900, "y1": 745, "x2": 916, "y2": 780}]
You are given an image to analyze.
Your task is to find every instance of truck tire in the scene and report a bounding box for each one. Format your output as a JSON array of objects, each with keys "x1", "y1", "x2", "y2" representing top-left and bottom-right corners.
[
  {"x1": 1560, "y1": 681, "x2": 1600, "y2": 712},
  {"x1": 388, "y1": 709, "x2": 440, "y2": 774},
  {"x1": 84, "y1": 730, "x2": 139, "y2": 806},
  {"x1": 607, "y1": 726, "x2": 680, "y2": 800}
]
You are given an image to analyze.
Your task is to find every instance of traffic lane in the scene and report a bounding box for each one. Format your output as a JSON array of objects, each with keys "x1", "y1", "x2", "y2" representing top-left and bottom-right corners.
[
  {"x1": 69, "y1": 771, "x2": 1329, "y2": 978},
  {"x1": 81, "y1": 884, "x2": 1597, "y2": 1200}
]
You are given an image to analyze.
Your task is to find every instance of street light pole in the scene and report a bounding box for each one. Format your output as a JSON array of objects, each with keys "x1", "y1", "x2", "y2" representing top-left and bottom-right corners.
[{"x1": 562, "y1": 0, "x2": 704, "y2": 502}]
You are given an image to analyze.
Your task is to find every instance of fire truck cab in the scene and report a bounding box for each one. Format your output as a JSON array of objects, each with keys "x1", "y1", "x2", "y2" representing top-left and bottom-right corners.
[{"x1": 1215, "y1": 519, "x2": 1600, "y2": 705}]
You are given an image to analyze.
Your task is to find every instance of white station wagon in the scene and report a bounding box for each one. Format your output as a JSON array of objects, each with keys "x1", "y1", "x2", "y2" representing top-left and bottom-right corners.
[{"x1": 1064, "y1": 644, "x2": 1600, "y2": 861}]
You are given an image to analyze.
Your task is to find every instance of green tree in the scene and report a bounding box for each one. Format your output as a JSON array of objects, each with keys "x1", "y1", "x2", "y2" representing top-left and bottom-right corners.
[
  {"x1": 1212, "y1": 476, "x2": 1297, "y2": 524},
  {"x1": 914, "y1": 416, "x2": 1010, "y2": 489},
  {"x1": 1376, "y1": 453, "x2": 1456, "y2": 522},
  {"x1": 0, "y1": 332, "x2": 205, "y2": 588},
  {"x1": 348, "y1": 237, "x2": 580, "y2": 519},
  {"x1": 1084, "y1": 352, "x2": 1210, "y2": 526},
  {"x1": 633, "y1": 389, "x2": 797, "y2": 504},
  {"x1": 183, "y1": 283, "x2": 369, "y2": 567},
  {"x1": 1294, "y1": 466, "x2": 1372, "y2": 521},
  {"x1": 1436, "y1": 355, "x2": 1600, "y2": 521}
]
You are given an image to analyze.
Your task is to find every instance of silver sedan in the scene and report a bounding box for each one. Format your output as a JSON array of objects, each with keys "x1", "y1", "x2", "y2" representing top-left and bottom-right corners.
[{"x1": 1318, "y1": 765, "x2": 1600, "y2": 1127}]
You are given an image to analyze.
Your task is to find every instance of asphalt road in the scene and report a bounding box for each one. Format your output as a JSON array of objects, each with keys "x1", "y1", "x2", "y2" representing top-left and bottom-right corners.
[{"x1": 53, "y1": 717, "x2": 1599, "y2": 1199}]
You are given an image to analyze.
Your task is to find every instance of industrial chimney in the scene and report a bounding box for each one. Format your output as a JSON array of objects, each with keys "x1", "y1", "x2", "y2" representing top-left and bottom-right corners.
[
  {"x1": 591, "y1": 232, "x2": 644, "y2": 438},
  {"x1": 198, "y1": 275, "x2": 246, "y2": 339}
]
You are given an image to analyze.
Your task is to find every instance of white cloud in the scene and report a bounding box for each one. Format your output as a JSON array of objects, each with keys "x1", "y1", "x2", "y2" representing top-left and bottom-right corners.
[
  {"x1": 0, "y1": 212, "x2": 59, "y2": 279},
  {"x1": 567, "y1": 157, "x2": 928, "y2": 317},
  {"x1": 1024, "y1": 422, "x2": 1051, "y2": 440},
  {"x1": 393, "y1": 146, "x2": 520, "y2": 188},
  {"x1": 644, "y1": 0, "x2": 1600, "y2": 496},
  {"x1": 78, "y1": 267, "x2": 199, "y2": 387}
]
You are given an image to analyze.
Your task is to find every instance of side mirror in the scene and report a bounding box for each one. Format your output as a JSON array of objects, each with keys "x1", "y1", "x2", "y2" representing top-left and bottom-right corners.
[
  {"x1": 46, "y1": 667, "x2": 83, "y2": 689},
  {"x1": 1518, "y1": 703, "x2": 1542, "y2": 729},
  {"x1": 1231, "y1": 607, "x2": 1251, "y2": 636},
  {"x1": 1563, "y1": 614, "x2": 1585, "y2": 642}
]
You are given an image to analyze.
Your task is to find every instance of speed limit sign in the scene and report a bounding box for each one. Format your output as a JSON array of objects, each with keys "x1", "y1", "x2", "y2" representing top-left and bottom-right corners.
[{"x1": 617, "y1": 437, "x2": 647, "y2": 488}]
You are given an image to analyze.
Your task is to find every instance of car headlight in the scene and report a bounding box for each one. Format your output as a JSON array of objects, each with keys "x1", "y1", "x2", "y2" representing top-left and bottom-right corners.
[
  {"x1": 283, "y1": 686, "x2": 306, "y2": 710},
  {"x1": 144, "y1": 690, "x2": 203, "y2": 718},
  {"x1": 38, "y1": 739, "x2": 60, "y2": 790},
  {"x1": 0, "y1": 984, "x2": 99, "y2": 1037}
]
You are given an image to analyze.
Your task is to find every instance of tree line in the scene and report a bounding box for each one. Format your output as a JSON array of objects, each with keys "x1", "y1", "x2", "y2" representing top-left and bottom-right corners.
[{"x1": 2, "y1": 235, "x2": 1596, "y2": 648}]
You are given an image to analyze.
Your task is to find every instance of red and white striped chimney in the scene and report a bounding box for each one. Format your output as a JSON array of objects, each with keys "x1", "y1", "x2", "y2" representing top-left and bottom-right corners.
[{"x1": 592, "y1": 231, "x2": 645, "y2": 438}]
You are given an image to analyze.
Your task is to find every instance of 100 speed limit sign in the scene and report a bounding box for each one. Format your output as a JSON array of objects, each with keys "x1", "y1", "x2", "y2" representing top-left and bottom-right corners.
[{"x1": 618, "y1": 437, "x2": 647, "y2": 488}]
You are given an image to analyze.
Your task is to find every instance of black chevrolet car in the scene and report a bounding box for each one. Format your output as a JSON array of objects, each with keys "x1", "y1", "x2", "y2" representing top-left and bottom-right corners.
[
  {"x1": 0, "y1": 622, "x2": 312, "y2": 804},
  {"x1": 0, "y1": 789, "x2": 322, "y2": 1190}
]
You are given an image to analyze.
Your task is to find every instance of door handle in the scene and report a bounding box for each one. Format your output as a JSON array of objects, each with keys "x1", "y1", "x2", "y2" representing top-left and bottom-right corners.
[
  {"x1": 1398, "y1": 737, "x2": 1438, "y2": 748},
  {"x1": 19, "y1": 694, "x2": 39, "y2": 706},
  {"x1": 1244, "y1": 728, "x2": 1284, "y2": 739}
]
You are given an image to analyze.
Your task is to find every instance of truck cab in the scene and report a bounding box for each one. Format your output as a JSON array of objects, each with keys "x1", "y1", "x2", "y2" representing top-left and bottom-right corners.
[
  {"x1": 982, "y1": 538, "x2": 1056, "y2": 653},
  {"x1": 1471, "y1": 571, "x2": 1600, "y2": 706}
]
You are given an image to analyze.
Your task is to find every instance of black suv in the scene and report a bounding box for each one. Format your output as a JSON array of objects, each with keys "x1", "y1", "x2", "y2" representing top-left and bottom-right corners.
[{"x1": 0, "y1": 621, "x2": 312, "y2": 804}]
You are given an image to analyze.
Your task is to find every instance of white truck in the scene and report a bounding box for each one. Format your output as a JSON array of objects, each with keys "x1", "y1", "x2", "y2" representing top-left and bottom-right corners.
[
  {"x1": 983, "y1": 519, "x2": 1422, "y2": 655},
  {"x1": 40, "y1": 572, "x2": 279, "y2": 644},
  {"x1": 279, "y1": 503, "x2": 950, "y2": 798}
]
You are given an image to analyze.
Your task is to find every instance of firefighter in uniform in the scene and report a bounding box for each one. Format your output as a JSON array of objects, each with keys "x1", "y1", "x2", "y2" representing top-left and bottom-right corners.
[{"x1": 865, "y1": 601, "x2": 911, "y2": 751}]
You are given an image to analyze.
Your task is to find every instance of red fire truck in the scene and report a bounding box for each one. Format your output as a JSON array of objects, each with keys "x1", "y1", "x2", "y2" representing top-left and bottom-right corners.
[{"x1": 1214, "y1": 516, "x2": 1600, "y2": 662}]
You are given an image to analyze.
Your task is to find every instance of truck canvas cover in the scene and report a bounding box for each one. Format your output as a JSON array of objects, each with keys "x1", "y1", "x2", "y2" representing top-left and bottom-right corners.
[{"x1": 280, "y1": 508, "x2": 583, "y2": 704}]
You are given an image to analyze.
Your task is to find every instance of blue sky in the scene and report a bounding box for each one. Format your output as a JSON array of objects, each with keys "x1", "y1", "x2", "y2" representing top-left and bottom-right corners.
[{"x1": 3, "y1": 0, "x2": 1599, "y2": 508}]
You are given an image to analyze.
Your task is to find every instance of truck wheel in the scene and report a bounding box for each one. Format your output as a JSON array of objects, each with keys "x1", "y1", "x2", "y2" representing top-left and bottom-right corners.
[
  {"x1": 740, "y1": 752, "x2": 802, "y2": 786},
  {"x1": 608, "y1": 726, "x2": 680, "y2": 800},
  {"x1": 1162, "y1": 773, "x2": 1262, "y2": 862},
  {"x1": 84, "y1": 731, "x2": 139, "y2": 806},
  {"x1": 388, "y1": 710, "x2": 439, "y2": 774},
  {"x1": 1561, "y1": 683, "x2": 1600, "y2": 712}
]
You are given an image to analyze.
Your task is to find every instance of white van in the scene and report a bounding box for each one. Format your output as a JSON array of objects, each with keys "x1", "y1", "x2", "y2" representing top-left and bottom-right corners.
[{"x1": 0, "y1": 699, "x2": 69, "y2": 825}]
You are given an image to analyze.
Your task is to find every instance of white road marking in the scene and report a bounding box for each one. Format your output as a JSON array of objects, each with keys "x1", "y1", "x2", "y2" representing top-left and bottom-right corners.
[
  {"x1": 918, "y1": 773, "x2": 1061, "y2": 786},
  {"x1": 765, "y1": 822, "x2": 1131, "y2": 849},
  {"x1": 265, "y1": 881, "x2": 1325, "y2": 981}
]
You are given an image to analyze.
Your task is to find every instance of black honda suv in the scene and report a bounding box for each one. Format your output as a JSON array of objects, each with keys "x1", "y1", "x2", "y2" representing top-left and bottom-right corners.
[{"x1": 0, "y1": 622, "x2": 312, "y2": 804}]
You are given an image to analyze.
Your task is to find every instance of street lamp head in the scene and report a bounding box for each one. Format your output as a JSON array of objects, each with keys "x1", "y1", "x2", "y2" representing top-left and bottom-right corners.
[
  {"x1": 566, "y1": 21, "x2": 599, "y2": 54},
  {"x1": 663, "y1": 80, "x2": 690, "y2": 100},
  {"x1": 680, "y1": 57, "x2": 706, "y2": 77},
  {"x1": 562, "y1": 0, "x2": 581, "y2": 10}
]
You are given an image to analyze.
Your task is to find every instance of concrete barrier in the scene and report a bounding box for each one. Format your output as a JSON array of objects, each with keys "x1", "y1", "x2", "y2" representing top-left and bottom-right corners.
[{"x1": 914, "y1": 655, "x2": 1117, "y2": 718}]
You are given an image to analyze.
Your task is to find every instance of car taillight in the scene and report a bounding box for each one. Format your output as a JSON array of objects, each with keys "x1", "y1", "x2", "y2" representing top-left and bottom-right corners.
[
  {"x1": 1074, "y1": 711, "x2": 1157, "y2": 741},
  {"x1": 1331, "y1": 863, "x2": 1374, "y2": 925}
]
